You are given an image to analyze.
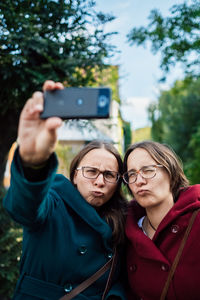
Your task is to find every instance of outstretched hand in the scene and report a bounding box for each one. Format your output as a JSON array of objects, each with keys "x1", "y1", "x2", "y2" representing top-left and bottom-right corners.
[{"x1": 18, "y1": 80, "x2": 64, "y2": 165}]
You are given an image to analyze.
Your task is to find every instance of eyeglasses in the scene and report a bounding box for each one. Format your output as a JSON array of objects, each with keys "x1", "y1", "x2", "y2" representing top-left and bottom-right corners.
[
  {"x1": 123, "y1": 164, "x2": 163, "y2": 184},
  {"x1": 76, "y1": 166, "x2": 120, "y2": 183}
]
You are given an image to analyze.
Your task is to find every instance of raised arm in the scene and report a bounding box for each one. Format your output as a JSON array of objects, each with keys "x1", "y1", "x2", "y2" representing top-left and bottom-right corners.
[
  {"x1": 3, "y1": 81, "x2": 64, "y2": 227},
  {"x1": 18, "y1": 80, "x2": 63, "y2": 166}
]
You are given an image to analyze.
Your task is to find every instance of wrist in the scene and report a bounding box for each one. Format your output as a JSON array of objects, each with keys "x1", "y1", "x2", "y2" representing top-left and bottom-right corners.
[
  {"x1": 19, "y1": 147, "x2": 51, "y2": 168},
  {"x1": 21, "y1": 160, "x2": 48, "y2": 169}
]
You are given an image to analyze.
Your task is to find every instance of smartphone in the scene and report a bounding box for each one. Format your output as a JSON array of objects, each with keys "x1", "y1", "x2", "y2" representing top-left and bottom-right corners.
[{"x1": 40, "y1": 87, "x2": 111, "y2": 120}]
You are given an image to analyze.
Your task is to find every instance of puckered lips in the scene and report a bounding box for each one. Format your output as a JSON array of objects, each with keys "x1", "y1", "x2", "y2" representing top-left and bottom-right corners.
[
  {"x1": 91, "y1": 191, "x2": 104, "y2": 197},
  {"x1": 136, "y1": 189, "x2": 150, "y2": 196}
]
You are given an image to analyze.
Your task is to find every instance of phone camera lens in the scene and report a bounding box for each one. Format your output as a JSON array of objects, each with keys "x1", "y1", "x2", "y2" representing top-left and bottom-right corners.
[{"x1": 98, "y1": 95, "x2": 108, "y2": 108}]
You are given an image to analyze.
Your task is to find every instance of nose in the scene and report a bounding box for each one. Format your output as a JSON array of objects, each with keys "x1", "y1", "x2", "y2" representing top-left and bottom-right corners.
[
  {"x1": 93, "y1": 173, "x2": 105, "y2": 185},
  {"x1": 135, "y1": 172, "x2": 146, "y2": 185}
]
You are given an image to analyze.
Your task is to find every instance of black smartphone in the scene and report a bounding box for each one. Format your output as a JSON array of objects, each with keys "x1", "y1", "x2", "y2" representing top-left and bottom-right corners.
[{"x1": 40, "y1": 87, "x2": 111, "y2": 120}]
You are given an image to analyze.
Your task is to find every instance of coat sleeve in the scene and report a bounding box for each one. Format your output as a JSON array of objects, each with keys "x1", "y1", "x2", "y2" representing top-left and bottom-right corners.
[{"x1": 3, "y1": 148, "x2": 58, "y2": 227}]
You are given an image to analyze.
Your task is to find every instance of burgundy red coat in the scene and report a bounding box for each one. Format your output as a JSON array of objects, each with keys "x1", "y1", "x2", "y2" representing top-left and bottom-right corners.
[{"x1": 126, "y1": 185, "x2": 200, "y2": 300}]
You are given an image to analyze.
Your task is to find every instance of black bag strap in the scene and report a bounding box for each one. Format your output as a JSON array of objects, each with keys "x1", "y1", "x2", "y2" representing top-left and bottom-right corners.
[
  {"x1": 160, "y1": 208, "x2": 200, "y2": 300},
  {"x1": 59, "y1": 248, "x2": 117, "y2": 300}
]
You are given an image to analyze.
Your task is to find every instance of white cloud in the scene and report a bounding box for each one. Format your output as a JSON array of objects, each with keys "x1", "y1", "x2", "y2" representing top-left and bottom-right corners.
[{"x1": 121, "y1": 97, "x2": 152, "y2": 129}]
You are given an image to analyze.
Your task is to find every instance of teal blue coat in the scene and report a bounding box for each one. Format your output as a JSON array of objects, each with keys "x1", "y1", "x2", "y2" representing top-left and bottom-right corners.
[{"x1": 3, "y1": 151, "x2": 127, "y2": 300}]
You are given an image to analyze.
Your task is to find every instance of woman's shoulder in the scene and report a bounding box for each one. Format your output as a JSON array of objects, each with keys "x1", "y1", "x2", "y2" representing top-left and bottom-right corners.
[
  {"x1": 127, "y1": 199, "x2": 145, "y2": 219},
  {"x1": 52, "y1": 174, "x2": 75, "y2": 192},
  {"x1": 180, "y1": 184, "x2": 200, "y2": 197}
]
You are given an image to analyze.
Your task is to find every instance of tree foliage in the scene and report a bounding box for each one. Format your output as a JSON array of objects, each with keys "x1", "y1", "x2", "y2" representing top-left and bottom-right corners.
[
  {"x1": 0, "y1": 0, "x2": 116, "y2": 112},
  {"x1": 127, "y1": 0, "x2": 200, "y2": 78},
  {"x1": 186, "y1": 124, "x2": 200, "y2": 183},
  {"x1": 149, "y1": 77, "x2": 200, "y2": 183},
  {"x1": 0, "y1": 0, "x2": 117, "y2": 185}
]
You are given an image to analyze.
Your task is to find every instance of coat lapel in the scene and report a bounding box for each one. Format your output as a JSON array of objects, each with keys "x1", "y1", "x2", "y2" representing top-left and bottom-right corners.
[
  {"x1": 126, "y1": 205, "x2": 169, "y2": 263},
  {"x1": 53, "y1": 174, "x2": 112, "y2": 248}
]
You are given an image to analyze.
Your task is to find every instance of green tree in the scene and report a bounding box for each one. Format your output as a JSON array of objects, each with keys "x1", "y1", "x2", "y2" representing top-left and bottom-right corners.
[
  {"x1": 149, "y1": 78, "x2": 200, "y2": 183},
  {"x1": 127, "y1": 0, "x2": 200, "y2": 79},
  {"x1": 185, "y1": 123, "x2": 200, "y2": 184},
  {"x1": 0, "y1": 0, "x2": 116, "y2": 185}
]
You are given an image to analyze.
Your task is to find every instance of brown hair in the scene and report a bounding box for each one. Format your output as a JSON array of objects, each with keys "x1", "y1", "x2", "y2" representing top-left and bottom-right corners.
[
  {"x1": 70, "y1": 140, "x2": 127, "y2": 246},
  {"x1": 123, "y1": 140, "x2": 189, "y2": 200}
]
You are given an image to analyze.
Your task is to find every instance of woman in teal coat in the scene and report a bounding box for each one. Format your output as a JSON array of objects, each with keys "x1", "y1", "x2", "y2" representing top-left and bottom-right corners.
[{"x1": 3, "y1": 81, "x2": 128, "y2": 300}]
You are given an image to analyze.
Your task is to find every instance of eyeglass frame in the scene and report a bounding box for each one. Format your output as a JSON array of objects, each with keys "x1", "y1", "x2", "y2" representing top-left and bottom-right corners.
[
  {"x1": 123, "y1": 164, "x2": 163, "y2": 184},
  {"x1": 76, "y1": 166, "x2": 121, "y2": 183}
]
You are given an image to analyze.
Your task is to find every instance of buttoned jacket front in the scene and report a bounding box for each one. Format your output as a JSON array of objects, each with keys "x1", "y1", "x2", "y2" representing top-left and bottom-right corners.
[
  {"x1": 3, "y1": 152, "x2": 127, "y2": 300},
  {"x1": 126, "y1": 185, "x2": 200, "y2": 300}
]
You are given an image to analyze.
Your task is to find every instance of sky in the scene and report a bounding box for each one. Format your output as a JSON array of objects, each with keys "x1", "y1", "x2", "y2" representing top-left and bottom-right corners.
[{"x1": 95, "y1": 0, "x2": 185, "y2": 129}]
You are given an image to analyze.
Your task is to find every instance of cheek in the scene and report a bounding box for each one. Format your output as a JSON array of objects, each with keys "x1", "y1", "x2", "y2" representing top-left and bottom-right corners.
[
  {"x1": 128, "y1": 184, "x2": 135, "y2": 195},
  {"x1": 157, "y1": 173, "x2": 171, "y2": 190},
  {"x1": 74, "y1": 173, "x2": 88, "y2": 192}
]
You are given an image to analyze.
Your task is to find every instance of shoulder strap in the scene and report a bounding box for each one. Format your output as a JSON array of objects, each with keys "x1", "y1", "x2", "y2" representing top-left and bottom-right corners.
[
  {"x1": 59, "y1": 249, "x2": 117, "y2": 300},
  {"x1": 102, "y1": 248, "x2": 118, "y2": 300},
  {"x1": 160, "y1": 208, "x2": 200, "y2": 300}
]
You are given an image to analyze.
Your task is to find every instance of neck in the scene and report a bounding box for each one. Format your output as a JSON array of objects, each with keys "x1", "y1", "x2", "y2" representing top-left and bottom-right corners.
[
  {"x1": 146, "y1": 196, "x2": 174, "y2": 232},
  {"x1": 147, "y1": 216, "x2": 157, "y2": 231}
]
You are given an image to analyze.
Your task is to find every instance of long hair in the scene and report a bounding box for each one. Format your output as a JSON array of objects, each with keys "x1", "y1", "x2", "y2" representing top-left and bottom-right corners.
[
  {"x1": 123, "y1": 140, "x2": 189, "y2": 200},
  {"x1": 70, "y1": 140, "x2": 128, "y2": 246}
]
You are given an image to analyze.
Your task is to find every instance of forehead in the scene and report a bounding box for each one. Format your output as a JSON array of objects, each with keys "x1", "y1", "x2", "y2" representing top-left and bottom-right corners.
[
  {"x1": 127, "y1": 148, "x2": 156, "y2": 169},
  {"x1": 79, "y1": 148, "x2": 118, "y2": 170}
]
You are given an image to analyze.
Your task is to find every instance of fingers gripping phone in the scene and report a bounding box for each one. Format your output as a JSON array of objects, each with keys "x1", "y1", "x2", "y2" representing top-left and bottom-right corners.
[{"x1": 40, "y1": 87, "x2": 111, "y2": 120}]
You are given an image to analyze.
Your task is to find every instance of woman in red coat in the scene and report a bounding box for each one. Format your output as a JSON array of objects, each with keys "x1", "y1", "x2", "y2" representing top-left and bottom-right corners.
[{"x1": 123, "y1": 140, "x2": 200, "y2": 300}]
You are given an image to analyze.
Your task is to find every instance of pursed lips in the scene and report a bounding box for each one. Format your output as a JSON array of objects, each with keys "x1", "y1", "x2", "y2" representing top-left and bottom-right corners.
[
  {"x1": 91, "y1": 191, "x2": 104, "y2": 197},
  {"x1": 136, "y1": 189, "x2": 150, "y2": 195}
]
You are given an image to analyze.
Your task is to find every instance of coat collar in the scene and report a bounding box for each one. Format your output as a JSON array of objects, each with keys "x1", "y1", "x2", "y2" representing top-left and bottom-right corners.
[
  {"x1": 126, "y1": 203, "x2": 169, "y2": 263},
  {"x1": 53, "y1": 174, "x2": 112, "y2": 249}
]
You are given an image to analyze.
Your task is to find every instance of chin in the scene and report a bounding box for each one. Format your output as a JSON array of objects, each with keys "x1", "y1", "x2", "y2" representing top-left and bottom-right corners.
[
  {"x1": 91, "y1": 202, "x2": 103, "y2": 207},
  {"x1": 90, "y1": 199, "x2": 106, "y2": 207}
]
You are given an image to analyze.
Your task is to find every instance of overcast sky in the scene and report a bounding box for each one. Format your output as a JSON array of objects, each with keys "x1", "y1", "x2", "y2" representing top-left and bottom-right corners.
[{"x1": 95, "y1": 0, "x2": 185, "y2": 129}]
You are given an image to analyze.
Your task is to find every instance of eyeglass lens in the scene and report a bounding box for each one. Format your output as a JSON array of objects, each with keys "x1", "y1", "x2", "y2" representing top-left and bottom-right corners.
[
  {"x1": 82, "y1": 167, "x2": 118, "y2": 183},
  {"x1": 124, "y1": 165, "x2": 161, "y2": 183}
]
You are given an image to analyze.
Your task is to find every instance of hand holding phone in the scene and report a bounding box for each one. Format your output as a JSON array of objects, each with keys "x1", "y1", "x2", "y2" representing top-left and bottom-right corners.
[{"x1": 18, "y1": 81, "x2": 64, "y2": 166}]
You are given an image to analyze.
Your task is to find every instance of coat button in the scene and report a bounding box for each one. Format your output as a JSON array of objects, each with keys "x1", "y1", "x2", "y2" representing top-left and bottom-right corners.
[
  {"x1": 64, "y1": 283, "x2": 72, "y2": 293},
  {"x1": 78, "y1": 245, "x2": 87, "y2": 255},
  {"x1": 161, "y1": 264, "x2": 169, "y2": 271},
  {"x1": 129, "y1": 264, "x2": 137, "y2": 272},
  {"x1": 171, "y1": 224, "x2": 179, "y2": 233},
  {"x1": 107, "y1": 252, "x2": 113, "y2": 259}
]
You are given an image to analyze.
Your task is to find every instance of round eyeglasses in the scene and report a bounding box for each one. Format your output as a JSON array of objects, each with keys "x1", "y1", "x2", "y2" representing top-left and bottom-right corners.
[
  {"x1": 76, "y1": 166, "x2": 120, "y2": 183},
  {"x1": 123, "y1": 164, "x2": 163, "y2": 184}
]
